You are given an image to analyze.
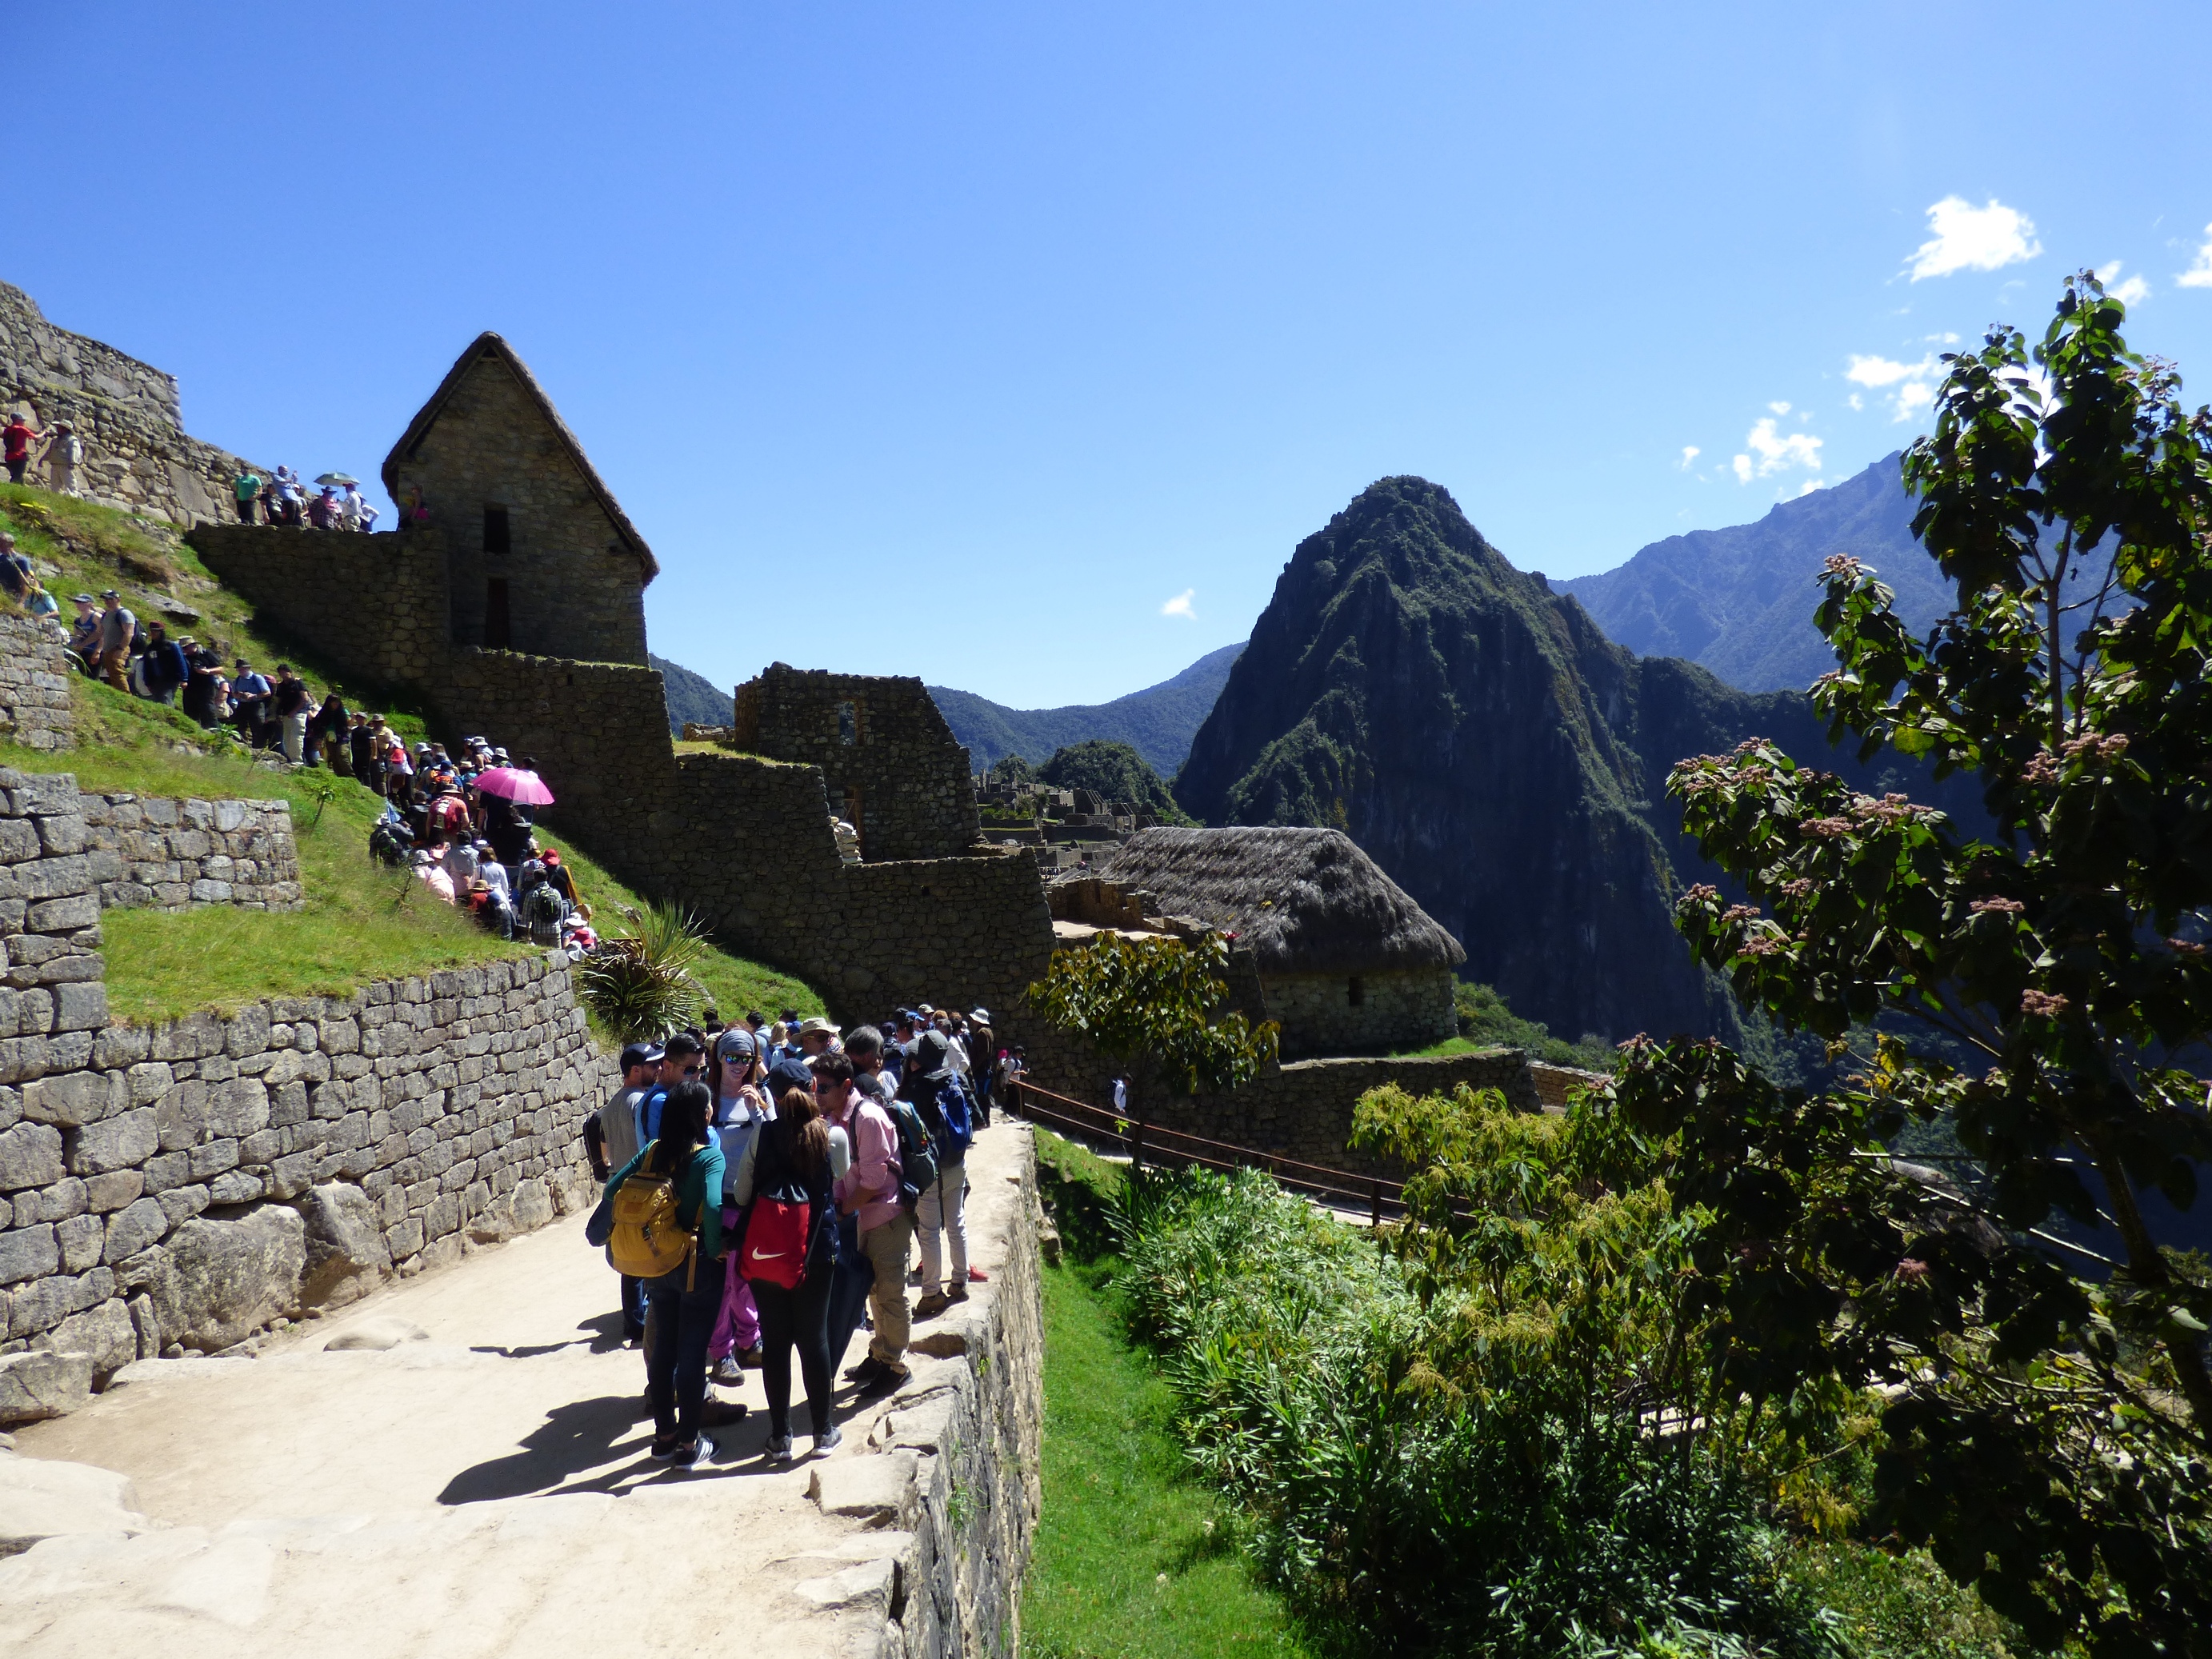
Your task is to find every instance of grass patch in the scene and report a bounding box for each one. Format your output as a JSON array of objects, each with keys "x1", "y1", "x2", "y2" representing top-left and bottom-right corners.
[
  {"x1": 3, "y1": 674, "x2": 825, "y2": 1026},
  {"x1": 1026, "y1": 1129, "x2": 1314, "y2": 1659},
  {"x1": 1026, "y1": 1257, "x2": 1318, "y2": 1659}
]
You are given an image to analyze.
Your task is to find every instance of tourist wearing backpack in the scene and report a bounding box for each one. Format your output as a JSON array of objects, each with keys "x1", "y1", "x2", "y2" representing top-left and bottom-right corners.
[
  {"x1": 906, "y1": 1033, "x2": 982, "y2": 1319},
  {"x1": 817, "y1": 1051, "x2": 914, "y2": 1401},
  {"x1": 731, "y1": 1079, "x2": 845, "y2": 1461},
  {"x1": 598, "y1": 1081, "x2": 728, "y2": 1467}
]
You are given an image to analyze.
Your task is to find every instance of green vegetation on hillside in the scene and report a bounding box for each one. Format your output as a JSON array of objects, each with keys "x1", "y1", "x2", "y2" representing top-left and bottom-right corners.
[
  {"x1": 1038, "y1": 738, "x2": 1192, "y2": 824},
  {"x1": 1447, "y1": 980, "x2": 1617, "y2": 1069},
  {"x1": 1025, "y1": 1133, "x2": 1318, "y2": 1659},
  {"x1": 0, "y1": 485, "x2": 822, "y2": 1026}
]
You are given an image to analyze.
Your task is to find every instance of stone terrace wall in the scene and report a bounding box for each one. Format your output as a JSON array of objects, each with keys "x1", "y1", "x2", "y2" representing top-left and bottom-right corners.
[
  {"x1": 0, "y1": 613, "x2": 77, "y2": 754},
  {"x1": 190, "y1": 524, "x2": 450, "y2": 689},
  {"x1": 1022, "y1": 1047, "x2": 1540, "y2": 1181},
  {"x1": 0, "y1": 768, "x2": 613, "y2": 1423},
  {"x1": 1263, "y1": 964, "x2": 1458, "y2": 1059},
  {"x1": 1, "y1": 282, "x2": 254, "y2": 526},
  {"x1": 81, "y1": 794, "x2": 301, "y2": 911},
  {"x1": 734, "y1": 664, "x2": 982, "y2": 862}
]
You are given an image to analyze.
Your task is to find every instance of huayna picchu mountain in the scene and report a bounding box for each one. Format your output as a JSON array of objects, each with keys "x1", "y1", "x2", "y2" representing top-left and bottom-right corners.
[{"x1": 1174, "y1": 475, "x2": 1970, "y2": 1045}]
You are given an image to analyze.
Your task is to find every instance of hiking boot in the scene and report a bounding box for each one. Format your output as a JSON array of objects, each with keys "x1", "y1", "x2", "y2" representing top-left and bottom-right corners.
[
  {"x1": 844, "y1": 1354, "x2": 886, "y2": 1385},
  {"x1": 711, "y1": 1356, "x2": 747, "y2": 1386},
  {"x1": 946, "y1": 1284, "x2": 969, "y2": 1304},
  {"x1": 914, "y1": 1291, "x2": 951, "y2": 1319},
  {"x1": 813, "y1": 1424, "x2": 844, "y2": 1457},
  {"x1": 764, "y1": 1433, "x2": 794, "y2": 1465},
  {"x1": 736, "y1": 1345, "x2": 765, "y2": 1369},
  {"x1": 855, "y1": 1364, "x2": 910, "y2": 1402}
]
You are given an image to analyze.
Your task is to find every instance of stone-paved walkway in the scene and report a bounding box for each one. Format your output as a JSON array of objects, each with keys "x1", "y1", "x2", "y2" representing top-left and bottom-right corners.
[{"x1": 0, "y1": 1126, "x2": 1028, "y2": 1657}]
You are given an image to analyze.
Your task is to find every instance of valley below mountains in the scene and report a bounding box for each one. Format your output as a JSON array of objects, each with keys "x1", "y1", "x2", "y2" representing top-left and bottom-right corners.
[{"x1": 1173, "y1": 475, "x2": 1977, "y2": 1045}]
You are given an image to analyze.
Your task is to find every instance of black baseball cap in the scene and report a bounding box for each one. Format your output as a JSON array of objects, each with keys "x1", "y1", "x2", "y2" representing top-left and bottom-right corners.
[{"x1": 619, "y1": 1041, "x2": 662, "y2": 1071}]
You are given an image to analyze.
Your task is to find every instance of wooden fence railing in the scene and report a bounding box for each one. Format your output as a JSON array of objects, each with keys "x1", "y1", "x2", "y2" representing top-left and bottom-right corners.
[{"x1": 1005, "y1": 1077, "x2": 1408, "y2": 1225}]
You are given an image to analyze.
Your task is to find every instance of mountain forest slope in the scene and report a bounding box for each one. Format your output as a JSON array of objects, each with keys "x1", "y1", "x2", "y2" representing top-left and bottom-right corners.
[
  {"x1": 1174, "y1": 476, "x2": 1973, "y2": 1045},
  {"x1": 1560, "y1": 453, "x2": 1942, "y2": 693},
  {"x1": 929, "y1": 643, "x2": 1245, "y2": 776}
]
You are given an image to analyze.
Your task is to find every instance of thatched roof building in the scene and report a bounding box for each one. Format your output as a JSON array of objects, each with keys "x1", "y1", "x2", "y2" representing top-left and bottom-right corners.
[{"x1": 1094, "y1": 826, "x2": 1466, "y2": 979}]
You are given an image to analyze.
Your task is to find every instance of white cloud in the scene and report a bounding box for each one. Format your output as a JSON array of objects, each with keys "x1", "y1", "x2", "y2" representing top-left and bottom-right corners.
[
  {"x1": 1923, "y1": 331, "x2": 1962, "y2": 344},
  {"x1": 1743, "y1": 417, "x2": 1823, "y2": 477},
  {"x1": 1846, "y1": 353, "x2": 1942, "y2": 422},
  {"x1": 2097, "y1": 261, "x2": 2150, "y2": 306},
  {"x1": 1678, "y1": 446, "x2": 1700, "y2": 470},
  {"x1": 1907, "y1": 195, "x2": 2042, "y2": 281},
  {"x1": 2175, "y1": 226, "x2": 2212, "y2": 289},
  {"x1": 1768, "y1": 401, "x2": 1791, "y2": 415},
  {"x1": 1847, "y1": 392, "x2": 1864, "y2": 411},
  {"x1": 1731, "y1": 454, "x2": 1753, "y2": 485},
  {"x1": 1798, "y1": 479, "x2": 1824, "y2": 497},
  {"x1": 1846, "y1": 353, "x2": 1937, "y2": 388},
  {"x1": 1160, "y1": 589, "x2": 1197, "y2": 620}
]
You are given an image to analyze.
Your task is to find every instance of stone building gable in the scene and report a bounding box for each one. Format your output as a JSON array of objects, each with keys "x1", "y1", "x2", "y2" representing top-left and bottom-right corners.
[
  {"x1": 732, "y1": 664, "x2": 984, "y2": 862},
  {"x1": 382, "y1": 334, "x2": 652, "y2": 667}
]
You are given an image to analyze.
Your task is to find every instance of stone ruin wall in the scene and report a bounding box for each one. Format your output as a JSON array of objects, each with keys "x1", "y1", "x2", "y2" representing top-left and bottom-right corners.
[
  {"x1": 188, "y1": 524, "x2": 450, "y2": 690},
  {"x1": 386, "y1": 347, "x2": 651, "y2": 667},
  {"x1": 0, "y1": 768, "x2": 611, "y2": 1425},
  {"x1": 734, "y1": 664, "x2": 982, "y2": 862},
  {"x1": 82, "y1": 792, "x2": 302, "y2": 912},
  {"x1": 0, "y1": 282, "x2": 255, "y2": 527},
  {"x1": 1262, "y1": 965, "x2": 1458, "y2": 1059},
  {"x1": 0, "y1": 614, "x2": 76, "y2": 755}
]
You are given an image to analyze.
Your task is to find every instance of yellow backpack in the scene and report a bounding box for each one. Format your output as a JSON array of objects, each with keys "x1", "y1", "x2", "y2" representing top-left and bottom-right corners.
[{"x1": 608, "y1": 1142, "x2": 697, "y2": 1280}]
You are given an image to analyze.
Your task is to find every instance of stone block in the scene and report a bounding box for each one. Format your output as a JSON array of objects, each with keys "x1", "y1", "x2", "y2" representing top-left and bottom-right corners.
[
  {"x1": 0, "y1": 1121, "x2": 62, "y2": 1191},
  {"x1": 63, "y1": 1106, "x2": 156, "y2": 1175},
  {"x1": 102, "y1": 1196, "x2": 171, "y2": 1264},
  {"x1": 83, "y1": 1169, "x2": 142, "y2": 1213},
  {"x1": 139, "y1": 1205, "x2": 306, "y2": 1352},
  {"x1": 56, "y1": 1212, "x2": 104, "y2": 1273},
  {"x1": 0, "y1": 1349, "x2": 92, "y2": 1424},
  {"x1": 34, "y1": 1296, "x2": 136, "y2": 1375},
  {"x1": 21, "y1": 1069, "x2": 115, "y2": 1129},
  {"x1": 0, "y1": 1222, "x2": 58, "y2": 1285},
  {"x1": 54, "y1": 981, "x2": 106, "y2": 1032}
]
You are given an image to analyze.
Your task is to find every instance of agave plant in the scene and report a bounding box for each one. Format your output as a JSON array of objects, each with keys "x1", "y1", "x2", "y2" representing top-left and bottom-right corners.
[{"x1": 574, "y1": 901, "x2": 710, "y2": 1043}]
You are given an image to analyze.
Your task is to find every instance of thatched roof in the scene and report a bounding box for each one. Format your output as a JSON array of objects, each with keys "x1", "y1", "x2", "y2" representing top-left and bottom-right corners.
[
  {"x1": 382, "y1": 332, "x2": 659, "y2": 583},
  {"x1": 1096, "y1": 826, "x2": 1465, "y2": 977}
]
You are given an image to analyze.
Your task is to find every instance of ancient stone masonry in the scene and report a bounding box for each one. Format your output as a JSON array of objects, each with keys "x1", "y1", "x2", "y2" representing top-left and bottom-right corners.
[
  {"x1": 734, "y1": 663, "x2": 984, "y2": 862},
  {"x1": 0, "y1": 769, "x2": 610, "y2": 1425},
  {"x1": 81, "y1": 794, "x2": 301, "y2": 912},
  {"x1": 0, "y1": 614, "x2": 75, "y2": 754},
  {"x1": 0, "y1": 282, "x2": 258, "y2": 526},
  {"x1": 384, "y1": 333, "x2": 656, "y2": 667}
]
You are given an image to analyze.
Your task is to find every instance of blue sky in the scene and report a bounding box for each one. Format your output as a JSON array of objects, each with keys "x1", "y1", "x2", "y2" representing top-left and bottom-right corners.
[{"x1": 10, "y1": 2, "x2": 2211, "y2": 706}]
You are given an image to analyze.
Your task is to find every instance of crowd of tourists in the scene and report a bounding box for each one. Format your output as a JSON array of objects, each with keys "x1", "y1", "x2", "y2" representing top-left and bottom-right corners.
[
  {"x1": 230, "y1": 465, "x2": 380, "y2": 531},
  {"x1": 585, "y1": 1006, "x2": 1030, "y2": 1469}
]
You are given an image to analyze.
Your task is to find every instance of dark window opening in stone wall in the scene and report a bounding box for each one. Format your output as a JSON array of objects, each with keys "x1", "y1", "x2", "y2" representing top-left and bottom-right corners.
[
  {"x1": 486, "y1": 578, "x2": 512, "y2": 650},
  {"x1": 837, "y1": 700, "x2": 858, "y2": 746},
  {"x1": 1348, "y1": 975, "x2": 1366, "y2": 1007},
  {"x1": 483, "y1": 505, "x2": 510, "y2": 556}
]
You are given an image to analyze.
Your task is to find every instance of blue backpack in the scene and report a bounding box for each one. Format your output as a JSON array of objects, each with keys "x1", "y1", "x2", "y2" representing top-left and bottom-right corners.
[{"x1": 917, "y1": 1073, "x2": 975, "y2": 1162}]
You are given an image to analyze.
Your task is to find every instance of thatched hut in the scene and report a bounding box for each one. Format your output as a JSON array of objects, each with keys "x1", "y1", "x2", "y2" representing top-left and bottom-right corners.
[{"x1": 1094, "y1": 826, "x2": 1466, "y2": 1057}]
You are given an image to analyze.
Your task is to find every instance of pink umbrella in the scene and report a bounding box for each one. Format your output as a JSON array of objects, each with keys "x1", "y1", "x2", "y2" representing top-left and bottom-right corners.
[{"x1": 474, "y1": 766, "x2": 555, "y2": 806}]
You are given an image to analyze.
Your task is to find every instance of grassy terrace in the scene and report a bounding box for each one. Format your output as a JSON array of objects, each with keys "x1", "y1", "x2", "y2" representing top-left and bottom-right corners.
[
  {"x1": 0, "y1": 485, "x2": 823, "y2": 1027},
  {"x1": 1025, "y1": 1133, "x2": 1316, "y2": 1659}
]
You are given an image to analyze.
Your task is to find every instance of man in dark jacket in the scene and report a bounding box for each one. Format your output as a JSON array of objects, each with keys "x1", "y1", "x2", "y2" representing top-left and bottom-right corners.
[{"x1": 140, "y1": 623, "x2": 189, "y2": 706}]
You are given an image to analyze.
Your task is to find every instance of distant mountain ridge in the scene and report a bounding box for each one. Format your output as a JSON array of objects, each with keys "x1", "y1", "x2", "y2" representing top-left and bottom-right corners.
[
  {"x1": 653, "y1": 654, "x2": 733, "y2": 734},
  {"x1": 1174, "y1": 475, "x2": 1980, "y2": 1045},
  {"x1": 927, "y1": 642, "x2": 1246, "y2": 776},
  {"x1": 1558, "y1": 454, "x2": 1943, "y2": 694}
]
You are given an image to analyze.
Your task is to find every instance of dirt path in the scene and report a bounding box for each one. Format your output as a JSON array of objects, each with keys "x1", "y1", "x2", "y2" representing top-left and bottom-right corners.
[{"x1": 1, "y1": 1124, "x2": 1028, "y2": 1657}]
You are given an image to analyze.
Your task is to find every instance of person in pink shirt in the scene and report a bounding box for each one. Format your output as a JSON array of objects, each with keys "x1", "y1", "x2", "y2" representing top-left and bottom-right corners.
[{"x1": 816, "y1": 1051, "x2": 912, "y2": 1399}]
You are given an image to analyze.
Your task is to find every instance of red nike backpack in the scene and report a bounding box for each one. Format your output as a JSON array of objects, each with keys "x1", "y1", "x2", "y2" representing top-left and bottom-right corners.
[{"x1": 740, "y1": 1142, "x2": 814, "y2": 1291}]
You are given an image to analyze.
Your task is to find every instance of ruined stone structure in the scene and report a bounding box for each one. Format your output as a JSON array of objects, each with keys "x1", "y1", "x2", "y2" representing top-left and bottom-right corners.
[
  {"x1": 733, "y1": 663, "x2": 982, "y2": 861},
  {"x1": 0, "y1": 770, "x2": 610, "y2": 1420},
  {"x1": 0, "y1": 613, "x2": 78, "y2": 754},
  {"x1": 0, "y1": 282, "x2": 254, "y2": 526},
  {"x1": 383, "y1": 333, "x2": 656, "y2": 666},
  {"x1": 81, "y1": 793, "x2": 302, "y2": 913}
]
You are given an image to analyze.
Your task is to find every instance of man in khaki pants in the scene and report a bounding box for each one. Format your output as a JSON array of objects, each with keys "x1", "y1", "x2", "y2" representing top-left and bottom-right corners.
[
  {"x1": 814, "y1": 1052, "x2": 913, "y2": 1401},
  {"x1": 94, "y1": 590, "x2": 134, "y2": 691}
]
